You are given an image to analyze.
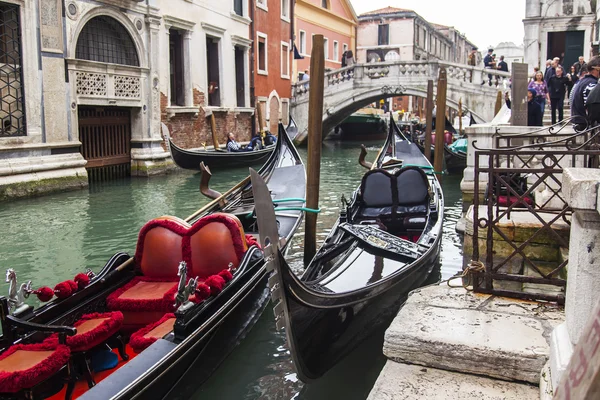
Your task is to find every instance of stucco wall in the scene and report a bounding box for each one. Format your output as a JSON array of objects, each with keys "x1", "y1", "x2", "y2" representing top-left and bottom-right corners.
[{"x1": 254, "y1": 3, "x2": 292, "y2": 99}]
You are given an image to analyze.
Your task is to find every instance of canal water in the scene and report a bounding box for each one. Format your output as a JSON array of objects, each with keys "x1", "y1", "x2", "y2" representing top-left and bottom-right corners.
[{"x1": 0, "y1": 140, "x2": 464, "y2": 399}]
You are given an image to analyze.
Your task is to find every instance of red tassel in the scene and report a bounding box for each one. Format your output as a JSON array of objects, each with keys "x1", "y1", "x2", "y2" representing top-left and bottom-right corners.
[
  {"x1": 33, "y1": 286, "x2": 54, "y2": 302},
  {"x1": 205, "y1": 275, "x2": 226, "y2": 296},
  {"x1": 73, "y1": 273, "x2": 90, "y2": 290},
  {"x1": 218, "y1": 269, "x2": 233, "y2": 282},
  {"x1": 195, "y1": 283, "x2": 211, "y2": 300},
  {"x1": 54, "y1": 281, "x2": 73, "y2": 299},
  {"x1": 66, "y1": 280, "x2": 78, "y2": 292}
]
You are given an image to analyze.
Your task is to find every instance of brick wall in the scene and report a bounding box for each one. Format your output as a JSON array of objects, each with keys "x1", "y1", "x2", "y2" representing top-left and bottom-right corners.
[{"x1": 161, "y1": 89, "x2": 252, "y2": 150}]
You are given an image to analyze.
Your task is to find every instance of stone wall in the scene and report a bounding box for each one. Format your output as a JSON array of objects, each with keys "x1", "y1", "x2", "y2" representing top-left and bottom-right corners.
[{"x1": 161, "y1": 89, "x2": 252, "y2": 150}]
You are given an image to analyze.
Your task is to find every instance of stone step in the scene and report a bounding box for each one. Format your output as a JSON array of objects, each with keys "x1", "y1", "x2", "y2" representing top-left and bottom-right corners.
[
  {"x1": 367, "y1": 361, "x2": 539, "y2": 400},
  {"x1": 382, "y1": 285, "x2": 564, "y2": 384}
]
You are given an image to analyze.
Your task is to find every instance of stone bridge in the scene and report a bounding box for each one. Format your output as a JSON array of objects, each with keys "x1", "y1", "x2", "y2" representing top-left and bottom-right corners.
[{"x1": 291, "y1": 60, "x2": 511, "y2": 143}]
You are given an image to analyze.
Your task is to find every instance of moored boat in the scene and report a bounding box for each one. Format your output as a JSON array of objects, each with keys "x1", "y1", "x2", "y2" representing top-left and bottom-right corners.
[
  {"x1": 0, "y1": 124, "x2": 305, "y2": 399},
  {"x1": 251, "y1": 117, "x2": 443, "y2": 382},
  {"x1": 334, "y1": 107, "x2": 387, "y2": 141},
  {"x1": 168, "y1": 118, "x2": 299, "y2": 171}
]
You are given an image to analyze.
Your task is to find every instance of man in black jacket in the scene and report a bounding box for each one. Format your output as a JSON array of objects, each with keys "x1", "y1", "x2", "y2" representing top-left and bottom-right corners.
[
  {"x1": 497, "y1": 55, "x2": 508, "y2": 72},
  {"x1": 482, "y1": 49, "x2": 494, "y2": 86},
  {"x1": 571, "y1": 56, "x2": 600, "y2": 129},
  {"x1": 548, "y1": 66, "x2": 569, "y2": 124}
]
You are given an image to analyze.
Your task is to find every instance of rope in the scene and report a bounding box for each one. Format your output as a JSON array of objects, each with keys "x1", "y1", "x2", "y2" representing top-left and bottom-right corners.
[
  {"x1": 272, "y1": 198, "x2": 306, "y2": 203},
  {"x1": 245, "y1": 206, "x2": 320, "y2": 218},
  {"x1": 445, "y1": 260, "x2": 485, "y2": 291}
]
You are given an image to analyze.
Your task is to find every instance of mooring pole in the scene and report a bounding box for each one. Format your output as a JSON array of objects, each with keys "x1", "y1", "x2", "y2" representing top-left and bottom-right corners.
[
  {"x1": 256, "y1": 104, "x2": 264, "y2": 133},
  {"x1": 434, "y1": 68, "x2": 447, "y2": 181},
  {"x1": 304, "y1": 34, "x2": 325, "y2": 266},
  {"x1": 458, "y1": 98, "x2": 463, "y2": 135},
  {"x1": 210, "y1": 113, "x2": 220, "y2": 150},
  {"x1": 494, "y1": 90, "x2": 503, "y2": 116},
  {"x1": 424, "y1": 80, "x2": 434, "y2": 162}
]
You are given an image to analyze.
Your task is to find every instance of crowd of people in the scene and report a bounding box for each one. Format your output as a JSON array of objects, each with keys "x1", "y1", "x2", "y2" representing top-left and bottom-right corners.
[{"x1": 521, "y1": 55, "x2": 600, "y2": 127}]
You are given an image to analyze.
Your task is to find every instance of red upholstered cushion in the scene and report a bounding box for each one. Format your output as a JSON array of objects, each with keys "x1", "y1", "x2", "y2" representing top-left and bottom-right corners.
[
  {"x1": 134, "y1": 213, "x2": 248, "y2": 280},
  {"x1": 129, "y1": 313, "x2": 176, "y2": 353},
  {"x1": 0, "y1": 343, "x2": 70, "y2": 393},
  {"x1": 136, "y1": 216, "x2": 190, "y2": 278},
  {"x1": 106, "y1": 277, "x2": 178, "y2": 313},
  {"x1": 44, "y1": 312, "x2": 124, "y2": 352}
]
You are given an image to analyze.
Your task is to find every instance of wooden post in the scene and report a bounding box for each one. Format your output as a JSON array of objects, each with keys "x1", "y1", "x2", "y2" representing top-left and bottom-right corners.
[
  {"x1": 495, "y1": 90, "x2": 503, "y2": 116},
  {"x1": 424, "y1": 80, "x2": 434, "y2": 162},
  {"x1": 304, "y1": 34, "x2": 325, "y2": 266},
  {"x1": 256, "y1": 104, "x2": 264, "y2": 133},
  {"x1": 434, "y1": 68, "x2": 447, "y2": 180},
  {"x1": 210, "y1": 113, "x2": 220, "y2": 150},
  {"x1": 458, "y1": 98, "x2": 463, "y2": 135}
]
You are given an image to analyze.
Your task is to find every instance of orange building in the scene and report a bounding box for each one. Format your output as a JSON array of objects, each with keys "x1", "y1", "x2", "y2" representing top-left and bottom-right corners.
[
  {"x1": 252, "y1": 0, "x2": 294, "y2": 134},
  {"x1": 294, "y1": 0, "x2": 357, "y2": 80}
]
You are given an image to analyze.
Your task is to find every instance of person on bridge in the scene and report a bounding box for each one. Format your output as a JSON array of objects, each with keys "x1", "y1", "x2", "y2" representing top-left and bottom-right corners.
[
  {"x1": 345, "y1": 50, "x2": 355, "y2": 67},
  {"x1": 482, "y1": 49, "x2": 495, "y2": 86},
  {"x1": 528, "y1": 71, "x2": 550, "y2": 115},
  {"x1": 527, "y1": 88, "x2": 543, "y2": 127},
  {"x1": 571, "y1": 56, "x2": 600, "y2": 130},
  {"x1": 302, "y1": 69, "x2": 310, "y2": 90},
  {"x1": 573, "y1": 56, "x2": 587, "y2": 77},
  {"x1": 544, "y1": 59, "x2": 556, "y2": 85},
  {"x1": 497, "y1": 56, "x2": 508, "y2": 72},
  {"x1": 548, "y1": 66, "x2": 569, "y2": 124}
]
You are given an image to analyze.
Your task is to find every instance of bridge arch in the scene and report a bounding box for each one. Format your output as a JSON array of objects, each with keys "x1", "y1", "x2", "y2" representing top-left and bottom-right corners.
[
  {"x1": 322, "y1": 86, "x2": 486, "y2": 133},
  {"x1": 290, "y1": 61, "x2": 506, "y2": 142}
]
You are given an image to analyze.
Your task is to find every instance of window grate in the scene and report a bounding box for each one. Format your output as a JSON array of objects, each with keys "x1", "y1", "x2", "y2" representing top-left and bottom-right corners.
[
  {"x1": 76, "y1": 16, "x2": 140, "y2": 67},
  {"x1": 0, "y1": 2, "x2": 26, "y2": 137}
]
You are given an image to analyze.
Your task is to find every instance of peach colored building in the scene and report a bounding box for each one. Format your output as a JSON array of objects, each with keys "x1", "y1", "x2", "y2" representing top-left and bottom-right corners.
[{"x1": 294, "y1": 0, "x2": 357, "y2": 80}]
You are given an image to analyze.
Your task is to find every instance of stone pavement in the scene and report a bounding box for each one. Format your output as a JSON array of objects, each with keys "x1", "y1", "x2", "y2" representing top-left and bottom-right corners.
[{"x1": 368, "y1": 284, "x2": 565, "y2": 399}]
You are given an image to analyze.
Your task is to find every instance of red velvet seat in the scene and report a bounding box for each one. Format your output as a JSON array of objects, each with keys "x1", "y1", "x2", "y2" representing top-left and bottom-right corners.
[
  {"x1": 129, "y1": 313, "x2": 176, "y2": 353},
  {"x1": 107, "y1": 214, "x2": 249, "y2": 329},
  {"x1": 45, "y1": 312, "x2": 124, "y2": 353},
  {"x1": 0, "y1": 342, "x2": 70, "y2": 394}
]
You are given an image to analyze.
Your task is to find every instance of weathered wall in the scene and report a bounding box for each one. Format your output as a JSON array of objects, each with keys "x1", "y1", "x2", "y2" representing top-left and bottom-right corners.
[{"x1": 161, "y1": 90, "x2": 252, "y2": 150}]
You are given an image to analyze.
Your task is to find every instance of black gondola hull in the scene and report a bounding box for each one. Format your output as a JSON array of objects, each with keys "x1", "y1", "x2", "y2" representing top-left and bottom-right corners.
[
  {"x1": 169, "y1": 140, "x2": 274, "y2": 170},
  {"x1": 274, "y1": 240, "x2": 440, "y2": 381}
]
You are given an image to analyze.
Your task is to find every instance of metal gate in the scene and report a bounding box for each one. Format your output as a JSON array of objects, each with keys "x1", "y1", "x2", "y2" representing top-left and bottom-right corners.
[{"x1": 78, "y1": 107, "x2": 131, "y2": 182}]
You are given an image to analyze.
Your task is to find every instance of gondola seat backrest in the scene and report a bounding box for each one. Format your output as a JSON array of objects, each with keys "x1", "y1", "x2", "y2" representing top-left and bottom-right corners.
[
  {"x1": 395, "y1": 167, "x2": 430, "y2": 215},
  {"x1": 134, "y1": 213, "x2": 249, "y2": 279},
  {"x1": 359, "y1": 169, "x2": 395, "y2": 218}
]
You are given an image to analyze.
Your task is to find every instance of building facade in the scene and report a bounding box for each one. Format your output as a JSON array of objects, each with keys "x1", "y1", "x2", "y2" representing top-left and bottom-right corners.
[
  {"x1": 252, "y1": 0, "x2": 293, "y2": 133},
  {"x1": 524, "y1": 0, "x2": 595, "y2": 74},
  {"x1": 357, "y1": 7, "x2": 477, "y2": 119},
  {"x1": 294, "y1": 0, "x2": 357, "y2": 80},
  {"x1": 158, "y1": 0, "x2": 253, "y2": 150},
  {"x1": 0, "y1": 0, "x2": 257, "y2": 200}
]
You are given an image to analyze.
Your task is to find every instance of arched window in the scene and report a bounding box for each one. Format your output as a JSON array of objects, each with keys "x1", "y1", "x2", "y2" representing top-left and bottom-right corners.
[
  {"x1": 76, "y1": 16, "x2": 139, "y2": 67},
  {"x1": 321, "y1": 0, "x2": 328, "y2": 9}
]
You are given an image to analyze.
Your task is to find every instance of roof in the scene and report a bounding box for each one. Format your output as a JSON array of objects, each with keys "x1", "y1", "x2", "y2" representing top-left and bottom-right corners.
[{"x1": 359, "y1": 6, "x2": 414, "y2": 17}]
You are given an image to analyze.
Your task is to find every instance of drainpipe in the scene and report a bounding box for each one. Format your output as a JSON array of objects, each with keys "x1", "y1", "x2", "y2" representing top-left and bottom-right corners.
[{"x1": 249, "y1": 0, "x2": 256, "y2": 137}]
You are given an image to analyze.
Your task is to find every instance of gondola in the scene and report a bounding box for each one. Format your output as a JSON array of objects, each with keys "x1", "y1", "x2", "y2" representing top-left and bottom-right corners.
[
  {"x1": 0, "y1": 123, "x2": 305, "y2": 400},
  {"x1": 250, "y1": 117, "x2": 444, "y2": 382},
  {"x1": 413, "y1": 114, "x2": 472, "y2": 173},
  {"x1": 168, "y1": 118, "x2": 299, "y2": 170}
]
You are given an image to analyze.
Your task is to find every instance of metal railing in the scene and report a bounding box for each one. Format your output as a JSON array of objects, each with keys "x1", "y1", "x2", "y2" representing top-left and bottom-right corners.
[{"x1": 471, "y1": 122, "x2": 600, "y2": 303}]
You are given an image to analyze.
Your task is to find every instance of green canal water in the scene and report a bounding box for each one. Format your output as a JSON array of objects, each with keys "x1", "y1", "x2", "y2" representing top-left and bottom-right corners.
[{"x1": 0, "y1": 141, "x2": 464, "y2": 399}]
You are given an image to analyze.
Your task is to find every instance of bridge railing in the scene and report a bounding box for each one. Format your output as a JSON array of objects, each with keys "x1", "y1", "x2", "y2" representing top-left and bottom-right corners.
[{"x1": 291, "y1": 60, "x2": 513, "y2": 98}]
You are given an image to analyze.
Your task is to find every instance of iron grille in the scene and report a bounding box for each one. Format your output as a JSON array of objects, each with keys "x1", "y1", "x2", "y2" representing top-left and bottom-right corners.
[
  {"x1": 76, "y1": 16, "x2": 140, "y2": 67},
  {"x1": 0, "y1": 2, "x2": 26, "y2": 137}
]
